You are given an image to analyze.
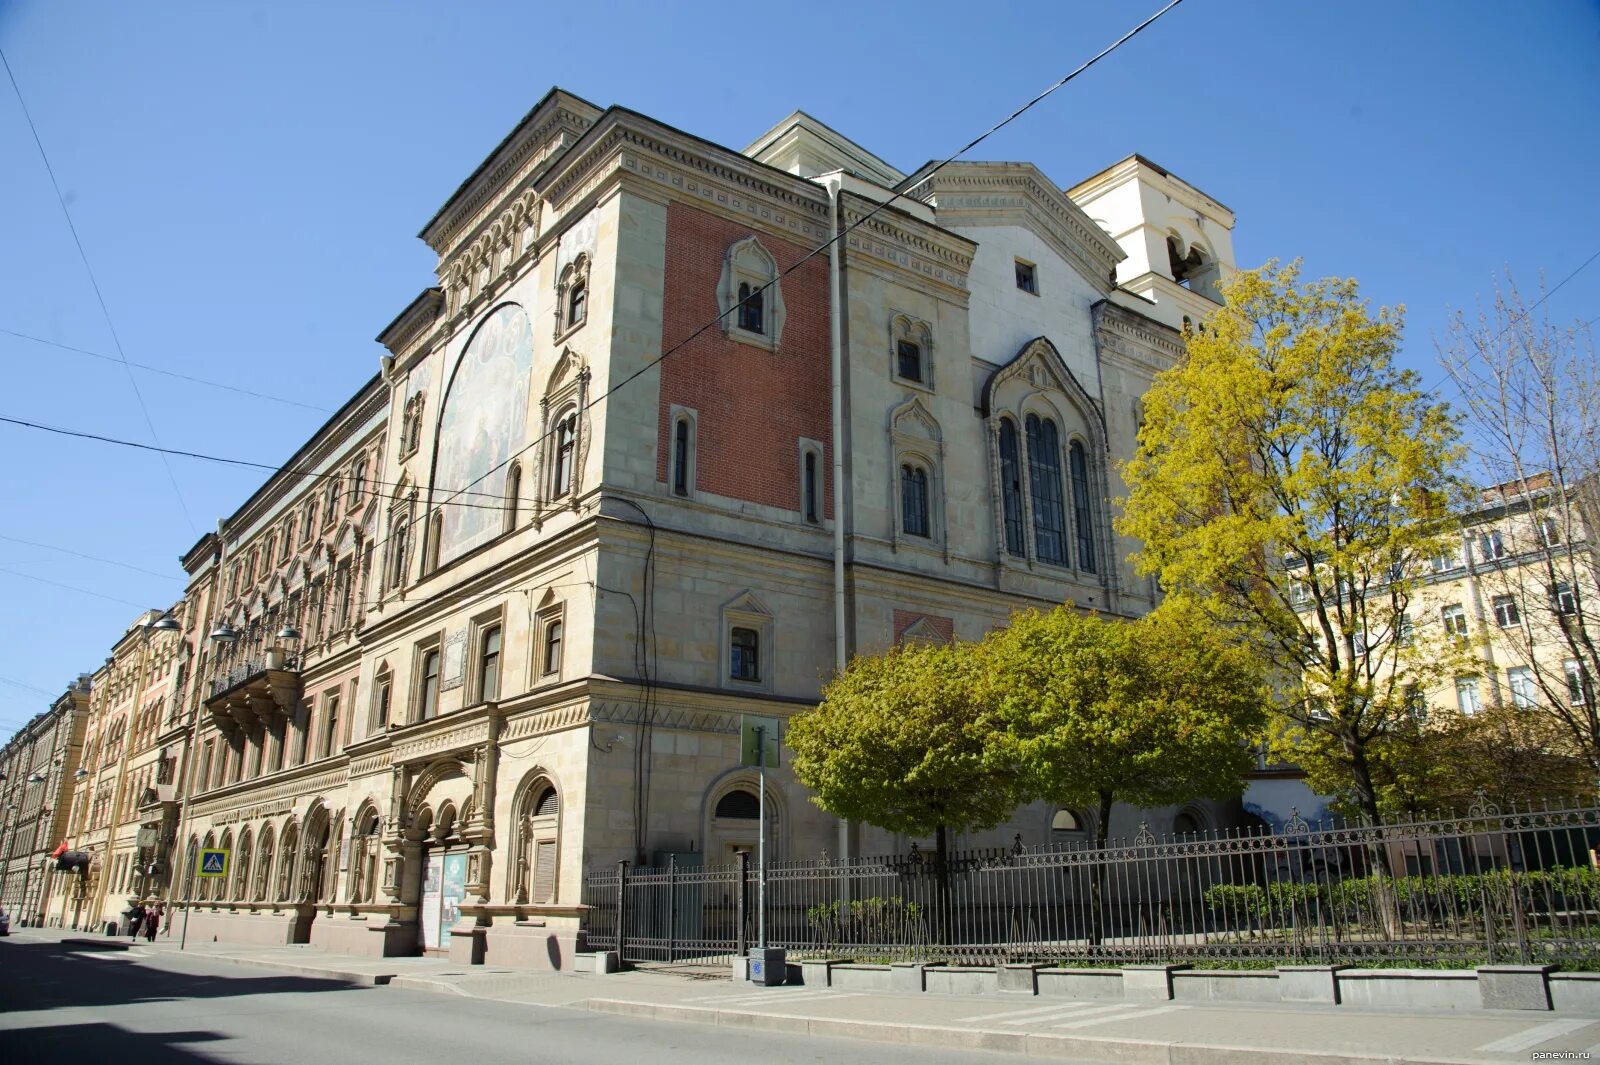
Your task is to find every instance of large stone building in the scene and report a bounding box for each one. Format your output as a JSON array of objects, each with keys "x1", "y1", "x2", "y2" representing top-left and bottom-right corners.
[
  {"x1": 0, "y1": 678, "x2": 89, "y2": 925},
  {"x1": 29, "y1": 90, "x2": 1255, "y2": 963}
]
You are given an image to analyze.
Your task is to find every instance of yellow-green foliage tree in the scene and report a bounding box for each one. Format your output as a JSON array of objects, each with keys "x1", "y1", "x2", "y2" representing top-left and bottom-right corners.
[
  {"x1": 1119, "y1": 261, "x2": 1465, "y2": 833},
  {"x1": 788, "y1": 640, "x2": 1031, "y2": 943},
  {"x1": 985, "y1": 600, "x2": 1269, "y2": 852}
]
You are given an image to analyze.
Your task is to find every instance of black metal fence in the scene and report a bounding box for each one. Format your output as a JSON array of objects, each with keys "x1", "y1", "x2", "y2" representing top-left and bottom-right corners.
[{"x1": 582, "y1": 797, "x2": 1600, "y2": 969}]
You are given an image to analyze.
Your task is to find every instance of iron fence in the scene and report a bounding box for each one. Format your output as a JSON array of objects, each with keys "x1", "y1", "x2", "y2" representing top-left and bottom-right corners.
[{"x1": 582, "y1": 797, "x2": 1600, "y2": 969}]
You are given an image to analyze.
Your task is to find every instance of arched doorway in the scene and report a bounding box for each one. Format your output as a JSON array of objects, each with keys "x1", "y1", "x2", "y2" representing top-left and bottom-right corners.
[{"x1": 291, "y1": 808, "x2": 331, "y2": 943}]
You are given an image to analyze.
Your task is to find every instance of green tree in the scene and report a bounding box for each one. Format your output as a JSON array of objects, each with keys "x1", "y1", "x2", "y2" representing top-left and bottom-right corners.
[
  {"x1": 787, "y1": 640, "x2": 1030, "y2": 943},
  {"x1": 986, "y1": 600, "x2": 1268, "y2": 851},
  {"x1": 1119, "y1": 261, "x2": 1466, "y2": 833}
]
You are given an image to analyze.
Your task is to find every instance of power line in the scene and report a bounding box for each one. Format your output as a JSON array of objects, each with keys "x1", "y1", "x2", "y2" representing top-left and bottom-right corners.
[
  {"x1": 0, "y1": 675, "x2": 55, "y2": 699},
  {"x1": 1, "y1": 46, "x2": 198, "y2": 534},
  {"x1": 408, "y1": 0, "x2": 1191, "y2": 540},
  {"x1": 0, "y1": 326, "x2": 334, "y2": 413},
  {"x1": 0, "y1": 566, "x2": 158, "y2": 609},
  {"x1": 0, "y1": 533, "x2": 182, "y2": 582},
  {"x1": 4, "y1": 0, "x2": 1189, "y2": 592}
]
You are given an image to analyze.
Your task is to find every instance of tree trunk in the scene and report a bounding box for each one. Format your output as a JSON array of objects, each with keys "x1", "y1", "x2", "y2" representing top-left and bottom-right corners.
[
  {"x1": 1090, "y1": 790, "x2": 1114, "y2": 948},
  {"x1": 1347, "y1": 740, "x2": 1399, "y2": 937}
]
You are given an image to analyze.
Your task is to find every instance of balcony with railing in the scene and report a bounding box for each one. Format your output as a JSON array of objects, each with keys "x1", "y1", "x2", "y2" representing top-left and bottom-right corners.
[{"x1": 204, "y1": 651, "x2": 301, "y2": 734}]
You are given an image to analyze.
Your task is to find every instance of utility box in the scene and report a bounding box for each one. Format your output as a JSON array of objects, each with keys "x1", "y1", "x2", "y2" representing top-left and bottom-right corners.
[{"x1": 748, "y1": 947, "x2": 787, "y2": 986}]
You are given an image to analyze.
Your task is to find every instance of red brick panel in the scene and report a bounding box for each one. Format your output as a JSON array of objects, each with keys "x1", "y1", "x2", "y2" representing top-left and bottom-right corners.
[
  {"x1": 657, "y1": 202, "x2": 832, "y2": 517},
  {"x1": 893, "y1": 609, "x2": 955, "y2": 644}
]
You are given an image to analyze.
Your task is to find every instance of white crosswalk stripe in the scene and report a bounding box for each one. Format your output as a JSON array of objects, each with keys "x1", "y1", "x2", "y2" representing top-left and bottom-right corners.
[
  {"x1": 955, "y1": 1001, "x2": 1094, "y2": 1024},
  {"x1": 1051, "y1": 1003, "x2": 1186, "y2": 1029},
  {"x1": 1477, "y1": 1018, "x2": 1595, "y2": 1053}
]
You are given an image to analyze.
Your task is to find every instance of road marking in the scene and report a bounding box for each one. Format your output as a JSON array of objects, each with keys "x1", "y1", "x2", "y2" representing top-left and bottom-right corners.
[
  {"x1": 956, "y1": 1001, "x2": 1094, "y2": 1023},
  {"x1": 1050, "y1": 1003, "x2": 1187, "y2": 1029},
  {"x1": 1477, "y1": 1018, "x2": 1595, "y2": 1053}
]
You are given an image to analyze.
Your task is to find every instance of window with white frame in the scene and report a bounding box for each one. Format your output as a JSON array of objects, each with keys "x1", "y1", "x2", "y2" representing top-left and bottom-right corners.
[
  {"x1": 900, "y1": 463, "x2": 930, "y2": 538},
  {"x1": 1478, "y1": 529, "x2": 1506, "y2": 561},
  {"x1": 416, "y1": 644, "x2": 441, "y2": 722},
  {"x1": 669, "y1": 407, "x2": 696, "y2": 498},
  {"x1": 717, "y1": 237, "x2": 785, "y2": 349},
  {"x1": 800, "y1": 441, "x2": 823, "y2": 524},
  {"x1": 476, "y1": 622, "x2": 502, "y2": 703},
  {"x1": 890, "y1": 314, "x2": 933, "y2": 388},
  {"x1": 1507, "y1": 666, "x2": 1537, "y2": 708},
  {"x1": 556, "y1": 254, "x2": 590, "y2": 337},
  {"x1": 550, "y1": 412, "x2": 578, "y2": 500},
  {"x1": 721, "y1": 591, "x2": 773, "y2": 692},
  {"x1": 1538, "y1": 516, "x2": 1562, "y2": 547},
  {"x1": 1553, "y1": 582, "x2": 1578, "y2": 616},
  {"x1": 1455, "y1": 676, "x2": 1481, "y2": 715},
  {"x1": 1441, "y1": 603, "x2": 1468, "y2": 638},
  {"x1": 1430, "y1": 549, "x2": 1462, "y2": 573},
  {"x1": 1493, "y1": 594, "x2": 1521, "y2": 628},
  {"x1": 1567, "y1": 659, "x2": 1592, "y2": 707},
  {"x1": 537, "y1": 601, "x2": 564, "y2": 679}
]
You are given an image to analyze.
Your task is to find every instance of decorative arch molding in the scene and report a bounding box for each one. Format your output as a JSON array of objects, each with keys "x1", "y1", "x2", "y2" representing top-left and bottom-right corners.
[
  {"x1": 535, "y1": 348, "x2": 591, "y2": 520},
  {"x1": 718, "y1": 236, "x2": 786, "y2": 349},
  {"x1": 980, "y1": 336, "x2": 1103, "y2": 435},
  {"x1": 701, "y1": 766, "x2": 786, "y2": 861},
  {"x1": 889, "y1": 396, "x2": 948, "y2": 558},
  {"x1": 404, "y1": 757, "x2": 472, "y2": 813}
]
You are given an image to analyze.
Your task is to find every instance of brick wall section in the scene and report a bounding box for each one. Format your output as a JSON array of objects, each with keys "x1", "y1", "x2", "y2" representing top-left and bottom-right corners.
[
  {"x1": 893, "y1": 610, "x2": 955, "y2": 644},
  {"x1": 657, "y1": 202, "x2": 832, "y2": 517}
]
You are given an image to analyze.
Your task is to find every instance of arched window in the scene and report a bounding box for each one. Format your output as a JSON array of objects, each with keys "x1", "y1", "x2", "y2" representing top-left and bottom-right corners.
[
  {"x1": 714, "y1": 789, "x2": 760, "y2": 819},
  {"x1": 514, "y1": 781, "x2": 561, "y2": 904},
  {"x1": 1069, "y1": 440, "x2": 1096, "y2": 572},
  {"x1": 277, "y1": 824, "x2": 298, "y2": 902},
  {"x1": 567, "y1": 279, "x2": 587, "y2": 329},
  {"x1": 737, "y1": 282, "x2": 764, "y2": 334},
  {"x1": 1026, "y1": 414, "x2": 1067, "y2": 565},
  {"x1": 281, "y1": 519, "x2": 295, "y2": 562},
  {"x1": 505, "y1": 463, "x2": 521, "y2": 532},
  {"x1": 998, "y1": 418, "x2": 1025, "y2": 555},
  {"x1": 303, "y1": 502, "x2": 318, "y2": 542},
  {"x1": 351, "y1": 812, "x2": 381, "y2": 904},
  {"x1": 551, "y1": 414, "x2": 577, "y2": 499},
  {"x1": 254, "y1": 826, "x2": 275, "y2": 901},
  {"x1": 1172, "y1": 810, "x2": 1201, "y2": 837},
  {"x1": 901, "y1": 464, "x2": 930, "y2": 538},
  {"x1": 234, "y1": 829, "x2": 252, "y2": 902},
  {"x1": 351, "y1": 454, "x2": 366, "y2": 503}
]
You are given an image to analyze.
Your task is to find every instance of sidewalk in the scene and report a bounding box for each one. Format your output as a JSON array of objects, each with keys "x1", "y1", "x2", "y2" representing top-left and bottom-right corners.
[{"x1": 16, "y1": 927, "x2": 1600, "y2": 1064}]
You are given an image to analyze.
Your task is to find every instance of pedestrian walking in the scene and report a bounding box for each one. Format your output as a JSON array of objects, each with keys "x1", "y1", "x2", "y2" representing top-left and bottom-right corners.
[
  {"x1": 126, "y1": 900, "x2": 145, "y2": 941},
  {"x1": 144, "y1": 903, "x2": 160, "y2": 942}
]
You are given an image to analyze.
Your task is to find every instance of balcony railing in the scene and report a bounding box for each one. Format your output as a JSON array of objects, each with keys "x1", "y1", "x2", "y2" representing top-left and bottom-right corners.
[{"x1": 208, "y1": 654, "x2": 300, "y2": 698}]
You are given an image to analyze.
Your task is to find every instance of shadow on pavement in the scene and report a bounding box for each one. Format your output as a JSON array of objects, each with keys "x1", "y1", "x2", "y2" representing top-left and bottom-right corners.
[
  {"x1": 4, "y1": 1022, "x2": 233, "y2": 1065},
  {"x1": 0, "y1": 938, "x2": 366, "y2": 1012}
]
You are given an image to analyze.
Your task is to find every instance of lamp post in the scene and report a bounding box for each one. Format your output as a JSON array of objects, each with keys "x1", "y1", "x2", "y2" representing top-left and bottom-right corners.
[{"x1": 178, "y1": 604, "x2": 238, "y2": 951}]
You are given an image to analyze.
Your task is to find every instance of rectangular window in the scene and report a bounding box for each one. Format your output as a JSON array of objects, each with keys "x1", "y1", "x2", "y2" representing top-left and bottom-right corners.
[
  {"x1": 532, "y1": 839, "x2": 557, "y2": 904},
  {"x1": 319, "y1": 694, "x2": 339, "y2": 758},
  {"x1": 478, "y1": 625, "x2": 502, "y2": 702},
  {"x1": 1554, "y1": 582, "x2": 1578, "y2": 616},
  {"x1": 900, "y1": 465, "x2": 930, "y2": 538},
  {"x1": 542, "y1": 620, "x2": 563, "y2": 677},
  {"x1": 673, "y1": 418, "x2": 690, "y2": 495},
  {"x1": 1539, "y1": 516, "x2": 1561, "y2": 547},
  {"x1": 1493, "y1": 595, "x2": 1521, "y2": 628},
  {"x1": 1404, "y1": 684, "x2": 1427, "y2": 723},
  {"x1": 1455, "y1": 676, "x2": 1481, "y2": 716},
  {"x1": 373, "y1": 677, "x2": 392, "y2": 730},
  {"x1": 1567, "y1": 660, "x2": 1591, "y2": 707},
  {"x1": 419, "y1": 649, "x2": 441, "y2": 721},
  {"x1": 1479, "y1": 530, "x2": 1505, "y2": 561},
  {"x1": 896, "y1": 339, "x2": 923, "y2": 383},
  {"x1": 1397, "y1": 612, "x2": 1415, "y2": 647},
  {"x1": 1507, "y1": 666, "x2": 1537, "y2": 708},
  {"x1": 731, "y1": 627, "x2": 760, "y2": 682},
  {"x1": 1431, "y1": 550, "x2": 1462, "y2": 573},
  {"x1": 1014, "y1": 259, "x2": 1038, "y2": 295},
  {"x1": 803, "y1": 451, "x2": 819, "y2": 524},
  {"x1": 1441, "y1": 604, "x2": 1468, "y2": 638}
]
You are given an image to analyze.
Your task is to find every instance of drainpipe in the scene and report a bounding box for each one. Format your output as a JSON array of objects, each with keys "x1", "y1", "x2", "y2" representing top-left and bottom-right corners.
[{"x1": 825, "y1": 175, "x2": 850, "y2": 865}]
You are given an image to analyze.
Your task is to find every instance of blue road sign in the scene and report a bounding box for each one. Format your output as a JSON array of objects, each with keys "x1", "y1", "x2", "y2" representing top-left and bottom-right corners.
[{"x1": 197, "y1": 848, "x2": 229, "y2": 877}]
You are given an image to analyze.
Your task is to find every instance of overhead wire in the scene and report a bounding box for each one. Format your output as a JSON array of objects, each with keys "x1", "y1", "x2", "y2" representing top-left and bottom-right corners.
[
  {"x1": 0, "y1": 533, "x2": 183, "y2": 582},
  {"x1": 3, "y1": 47, "x2": 200, "y2": 535},
  {"x1": 1, "y1": 0, "x2": 1189, "y2": 621},
  {"x1": 0, "y1": 326, "x2": 335, "y2": 413}
]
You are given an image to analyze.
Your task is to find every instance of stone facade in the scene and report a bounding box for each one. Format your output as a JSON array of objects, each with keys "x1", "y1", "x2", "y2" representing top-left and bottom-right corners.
[
  {"x1": 0, "y1": 680, "x2": 88, "y2": 926},
  {"x1": 24, "y1": 90, "x2": 1268, "y2": 964}
]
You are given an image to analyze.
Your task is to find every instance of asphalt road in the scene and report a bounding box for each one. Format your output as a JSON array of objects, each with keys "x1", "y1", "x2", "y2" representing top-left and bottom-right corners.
[{"x1": 0, "y1": 937, "x2": 1026, "y2": 1065}]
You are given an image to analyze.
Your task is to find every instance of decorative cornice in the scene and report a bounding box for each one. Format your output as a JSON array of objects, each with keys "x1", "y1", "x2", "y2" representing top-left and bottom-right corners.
[
  {"x1": 1092, "y1": 299, "x2": 1184, "y2": 378},
  {"x1": 841, "y1": 198, "x2": 973, "y2": 294}
]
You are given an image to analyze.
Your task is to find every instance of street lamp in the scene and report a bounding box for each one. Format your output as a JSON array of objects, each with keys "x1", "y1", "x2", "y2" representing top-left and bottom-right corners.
[
  {"x1": 27, "y1": 772, "x2": 44, "y2": 784},
  {"x1": 209, "y1": 622, "x2": 240, "y2": 644},
  {"x1": 276, "y1": 625, "x2": 301, "y2": 642},
  {"x1": 146, "y1": 614, "x2": 181, "y2": 632},
  {"x1": 74, "y1": 768, "x2": 87, "y2": 781}
]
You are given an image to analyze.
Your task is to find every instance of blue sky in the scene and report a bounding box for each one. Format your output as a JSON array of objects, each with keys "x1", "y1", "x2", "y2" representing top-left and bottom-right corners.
[{"x1": 1, "y1": 0, "x2": 1597, "y2": 739}]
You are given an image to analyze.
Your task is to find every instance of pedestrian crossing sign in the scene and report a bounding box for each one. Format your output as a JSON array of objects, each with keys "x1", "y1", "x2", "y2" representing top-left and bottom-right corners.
[{"x1": 197, "y1": 848, "x2": 228, "y2": 878}]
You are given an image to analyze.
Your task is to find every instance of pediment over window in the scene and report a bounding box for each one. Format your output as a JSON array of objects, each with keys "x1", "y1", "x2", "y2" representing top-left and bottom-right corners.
[
  {"x1": 720, "y1": 589, "x2": 773, "y2": 619},
  {"x1": 266, "y1": 577, "x2": 287, "y2": 606},
  {"x1": 898, "y1": 617, "x2": 949, "y2": 646},
  {"x1": 980, "y1": 336, "x2": 1103, "y2": 436},
  {"x1": 334, "y1": 521, "x2": 360, "y2": 558},
  {"x1": 890, "y1": 396, "x2": 941, "y2": 442},
  {"x1": 285, "y1": 561, "x2": 309, "y2": 593}
]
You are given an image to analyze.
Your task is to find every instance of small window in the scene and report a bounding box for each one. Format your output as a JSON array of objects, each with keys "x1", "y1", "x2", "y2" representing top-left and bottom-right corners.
[
  {"x1": 1479, "y1": 530, "x2": 1505, "y2": 561},
  {"x1": 1455, "y1": 676, "x2": 1481, "y2": 716},
  {"x1": 1507, "y1": 666, "x2": 1537, "y2": 708},
  {"x1": 1553, "y1": 583, "x2": 1578, "y2": 616},
  {"x1": 567, "y1": 279, "x2": 587, "y2": 329},
  {"x1": 896, "y1": 339, "x2": 923, "y2": 383},
  {"x1": 672, "y1": 417, "x2": 691, "y2": 496},
  {"x1": 1441, "y1": 603, "x2": 1468, "y2": 638},
  {"x1": 372, "y1": 672, "x2": 392, "y2": 730},
  {"x1": 1493, "y1": 595, "x2": 1521, "y2": 628},
  {"x1": 901, "y1": 464, "x2": 929, "y2": 538},
  {"x1": 1539, "y1": 516, "x2": 1562, "y2": 547},
  {"x1": 419, "y1": 649, "x2": 441, "y2": 721},
  {"x1": 730, "y1": 626, "x2": 760, "y2": 682},
  {"x1": 478, "y1": 625, "x2": 502, "y2": 702},
  {"x1": 803, "y1": 450, "x2": 820, "y2": 524},
  {"x1": 542, "y1": 620, "x2": 563, "y2": 677},
  {"x1": 351, "y1": 455, "x2": 366, "y2": 503},
  {"x1": 737, "y1": 282, "x2": 764, "y2": 334},
  {"x1": 1015, "y1": 259, "x2": 1038, "y2": 295},
  {"x1": 715, "y1": 789, "x2": 760, "y2": 819}
]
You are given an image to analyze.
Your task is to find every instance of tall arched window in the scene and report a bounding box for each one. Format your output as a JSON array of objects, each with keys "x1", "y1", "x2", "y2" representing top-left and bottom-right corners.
[
  {"x1": 254, "y1": 826, "x2": 274, "y2": 901},
  {"x1": 998, "y1": 418, "x2": 1025, "y2": 556},
  {"x1": 1026, "y1": 414, "x2": 1067, "y2": 565},
  {"x1": 234, "y1": 829, "x2": 252, "y2": 902},
  {"x1": 802, "y1": 450, "x2": 819, "y2": 524},
  {"x1": 901, "y1": 464, "x2": 929, "y2": 538},
  {"x1": 551, "y1": 414, "x2": 577, "y2": 499},
  {"x1": 505, "y1": 463, "x2": 521, "y2": 532},
  {"x1": 1069, "y1": 440, "x2": 1096, "y2": 572}
]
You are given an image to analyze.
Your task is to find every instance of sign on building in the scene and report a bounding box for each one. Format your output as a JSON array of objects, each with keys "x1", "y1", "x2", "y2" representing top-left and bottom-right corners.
[
  {"x1": 196, "y1": 848, "x2": 229, "y2": 878},
  {"x1": 740, "y1": 715, "x2": 780, "y2": 769}
]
